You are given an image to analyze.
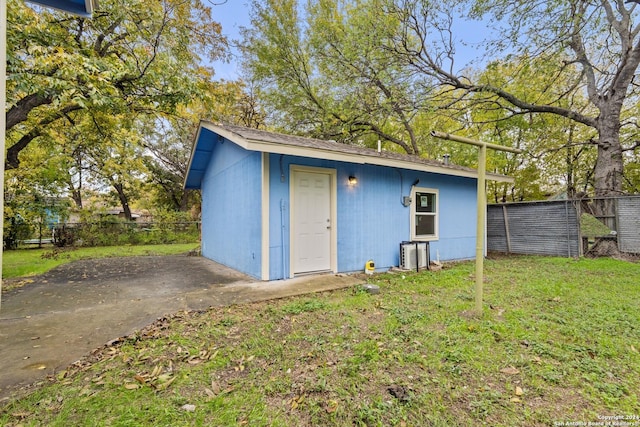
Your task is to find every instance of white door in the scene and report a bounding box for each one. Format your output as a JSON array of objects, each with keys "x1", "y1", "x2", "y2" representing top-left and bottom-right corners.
[{"x1": 292, "y1": 170, "x2": 332, "y2": 274}]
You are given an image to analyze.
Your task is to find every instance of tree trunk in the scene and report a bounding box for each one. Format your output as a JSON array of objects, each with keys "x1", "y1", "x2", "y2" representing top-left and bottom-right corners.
[
  {"x1": 591, "y1": 105, "x2": 624, "y2": 230},
  {"x1": 6, "y1": 104, "x2": 82, "y2": 169},
  {"x1": 180, "y1": 191, "x2": 190, "y2": 212},
  {"x1": 565, "y1": 127, "x2": 576, "y2": 199},
  {"x1": 71, "y1": 189, "x2": 83, "y2": 209},
  {"x1": 6, "y1": 94, "x2": 53, "y2": 130},
  {"x1": 69, "y1": 162, "x2": 83, "y2": 209},
  {"x1": 113, "y1": 183, "x2": 133, "y2": 221},
  {"x1": 594, "y1": 115, "x2": 624, "y2": 198}
]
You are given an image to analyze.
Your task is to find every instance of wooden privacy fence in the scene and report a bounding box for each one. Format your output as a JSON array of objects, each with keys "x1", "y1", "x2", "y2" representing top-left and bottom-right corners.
[{"x1": 487, "y1": 200, "x2": 581, "y2": 257}]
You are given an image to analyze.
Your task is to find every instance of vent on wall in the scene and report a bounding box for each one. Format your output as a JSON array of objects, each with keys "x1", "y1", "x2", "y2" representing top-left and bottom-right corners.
[{"x1": 399, "y1": 241, "x2": 430, "y2": 271}]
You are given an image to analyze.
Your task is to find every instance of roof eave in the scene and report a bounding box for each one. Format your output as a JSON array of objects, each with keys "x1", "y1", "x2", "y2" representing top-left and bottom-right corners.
[
  {"x1": 185, "y1": 122, "x2": 515, "y2": 186},
  {"x1": 243, "y1": 138, "x2": 514, "y2": 183},
  {"x1": 182, "y1": 122, "x2": 207, "y2": 190},
  {"x1": 28, "y1": 0, "x2": 97, "y2": 17}
]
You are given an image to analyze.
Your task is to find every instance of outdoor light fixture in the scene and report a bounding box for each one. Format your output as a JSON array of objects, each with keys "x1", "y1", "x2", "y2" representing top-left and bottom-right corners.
[{"x1": 348, "y1": 175, "x2": 358, "y2": 185}]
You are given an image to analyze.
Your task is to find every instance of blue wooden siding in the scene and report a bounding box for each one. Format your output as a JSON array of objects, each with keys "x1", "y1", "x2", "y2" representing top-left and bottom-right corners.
[
  {"x1": 268, "y1": 154, "x2": 477, "y2": 279},
  {"x1": 200, "y1": 137, "x2": 263, "y2": 279}
]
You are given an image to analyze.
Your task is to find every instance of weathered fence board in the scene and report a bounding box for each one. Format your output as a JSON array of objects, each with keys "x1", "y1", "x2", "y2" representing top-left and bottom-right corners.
[
  {"x1": 488, "y1": 201, "x2": 581, "y2": 257},
  {"x1": 617, "y1": 197, "x2": 640, "y2": 253}
]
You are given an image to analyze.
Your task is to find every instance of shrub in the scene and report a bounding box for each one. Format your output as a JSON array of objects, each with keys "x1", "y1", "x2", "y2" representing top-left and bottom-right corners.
[{"x1": 52, "y1": 213, "x2": 199, "y2": 248}]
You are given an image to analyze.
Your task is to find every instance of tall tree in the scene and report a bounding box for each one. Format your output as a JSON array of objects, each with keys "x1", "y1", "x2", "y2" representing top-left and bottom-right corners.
[
  {"x1": 83, "y1": 113, "x2": 147, "y2": 221},
  {"x1": 142, "y1": 114, "x2": 198, "y2": 212},
  {"x1": 6, "y1": 0, "x2": 227, "y2": 169},
  {"x1": 142, "y1": 80, "x2": 265, "y2": 212},
  {"x1": 241, "y1": 0, "x2": 436, "y2": 154},
  {"x1": 382, "y1": 0, "x2": 640, "y2": 199},
  {"x1": 464, "y1": 56, "x2": 598, "y2": 200}
]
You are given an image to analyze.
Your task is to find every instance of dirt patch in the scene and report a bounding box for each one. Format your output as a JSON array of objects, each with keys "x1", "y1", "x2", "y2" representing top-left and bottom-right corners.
[{"x1": 584, "y1": 238, "x2": 640, "y2": 261}]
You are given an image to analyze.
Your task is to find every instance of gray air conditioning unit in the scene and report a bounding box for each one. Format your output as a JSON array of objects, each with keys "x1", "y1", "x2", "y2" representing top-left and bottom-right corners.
[{"x1": 399, "y1": 241, "x2": 430, "y2": 271}]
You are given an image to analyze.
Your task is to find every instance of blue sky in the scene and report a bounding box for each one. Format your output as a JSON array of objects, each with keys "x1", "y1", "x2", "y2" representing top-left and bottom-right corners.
[
  {"x1": 209, "y1": 0, "x2": 496, "y2": 81},
  {"x1": 210, "y1": 0, "x2": 252, "y2": 80}
]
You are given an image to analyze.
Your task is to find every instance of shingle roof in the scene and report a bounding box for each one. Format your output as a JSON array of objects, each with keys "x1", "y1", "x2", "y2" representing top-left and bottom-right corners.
[
  {"x1": 225, "y1": 123, "x2": 477, "y2": 169},
  {"x1": 184, "y1": 121, "x2": 513, "y2": 189}
]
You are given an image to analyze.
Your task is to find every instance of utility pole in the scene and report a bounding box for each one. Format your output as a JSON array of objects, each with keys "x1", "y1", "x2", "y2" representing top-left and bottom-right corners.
[{"x1": 431, "y1": 131, "x2": 523, "y2": 314}]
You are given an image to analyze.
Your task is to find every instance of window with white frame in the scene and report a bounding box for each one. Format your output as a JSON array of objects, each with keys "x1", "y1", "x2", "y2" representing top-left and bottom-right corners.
[{"x1": 410, "y1": 187, "x2": 438, "y2": 240}]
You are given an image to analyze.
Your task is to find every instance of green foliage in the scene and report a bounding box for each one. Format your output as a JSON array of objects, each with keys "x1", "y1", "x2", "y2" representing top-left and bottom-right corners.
[
  {"x1": 623, "y1": 153, "x2": 640, "y2": 193},
  {"x1": 468, "y1": 56, "x2": 599, "y2": 199},
  {"x1": 243, "y1": 0, "x2": 640, "y2": 200},
  {"x1": 7, "y1": 0, "x2": 224, "y2": 145},
  {"x1": 54, "y1": 217, "x2": 199, "y2": 248},
  {"x1": 580, "y1": 213, "x2": 611, "y2": 238},
  {"x1": 3, "y1": 168, "x2": 71, "y2": 249},
  {"x1": 242, "y1": 0, "x2": 436, "y2": 155},
  {"x1": 3, "y1": 216, "x2": 32, "y2": 250},
  {"x1": 5, "y1": 0, "x2": 234, "y2": 217}
]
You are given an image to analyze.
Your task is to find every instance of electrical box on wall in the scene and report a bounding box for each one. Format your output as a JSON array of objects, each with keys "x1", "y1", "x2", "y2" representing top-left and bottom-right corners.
[{"x1": 402, "y1": 196, "x2": 412, "y2": 207}]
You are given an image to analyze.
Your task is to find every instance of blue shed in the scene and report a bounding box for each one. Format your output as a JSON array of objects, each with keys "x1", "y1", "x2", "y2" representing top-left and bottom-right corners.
[{"x1": 184, "y1": 122, "x2": 512, "y2": 281}]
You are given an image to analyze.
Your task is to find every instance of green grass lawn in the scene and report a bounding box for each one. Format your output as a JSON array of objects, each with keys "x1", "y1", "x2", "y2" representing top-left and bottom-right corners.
[
  {"x1": 1, "y1": 256, "x2": 639, "y2": 426},
  {"x1": 2, "y1": 244, "x2": 200, "y2": 279}
]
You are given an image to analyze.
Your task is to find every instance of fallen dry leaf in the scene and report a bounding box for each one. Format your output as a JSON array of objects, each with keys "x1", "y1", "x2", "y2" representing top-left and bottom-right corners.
[
  {"x1": 290, "y1": 395, "x2": 305, "y2": 410},
  {"x1": 510, "y1": 397, "x2": 522, "y2": 403},
  {"x1": 124, "y1": 383, "x2": 139, "y2": 390},
  {"x1": 154, "y1": 375, "x2": 176, "y2": 391},
  {"x1": 153, "y1": 374, "x2": 176, "y2": 390},
  {"x1": 500, "y1": 367, "x2": 520, "y2": 375},
  {"x1": 325, "y1": 399, "x2": 339, "y2": 413},
  {"x1": 151, "y1": 365, "x2": 162, "y2": 378},
  {"x1": 515, "y1": 386, "x2": 524, "y2": 396}
]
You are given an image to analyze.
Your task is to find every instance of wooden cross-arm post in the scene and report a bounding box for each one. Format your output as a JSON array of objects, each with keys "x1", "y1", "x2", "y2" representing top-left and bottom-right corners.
[{"x1": 430, "y1": 131, "x2": 523, "y2": 314}]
